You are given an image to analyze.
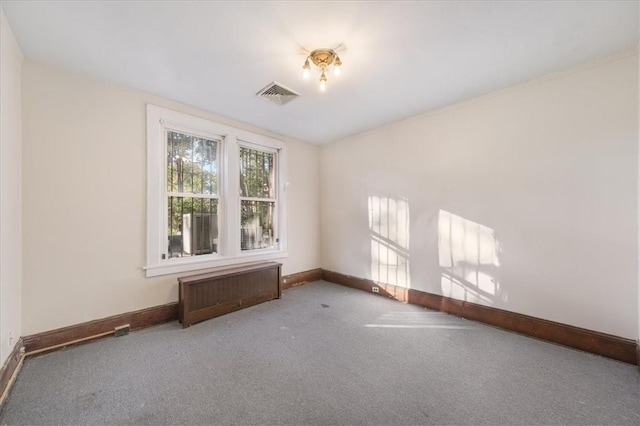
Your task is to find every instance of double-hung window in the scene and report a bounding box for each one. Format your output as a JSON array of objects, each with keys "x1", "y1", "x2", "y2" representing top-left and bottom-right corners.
[{"x1": 145, "y1": 105, "x2": 287, "y2": 277}]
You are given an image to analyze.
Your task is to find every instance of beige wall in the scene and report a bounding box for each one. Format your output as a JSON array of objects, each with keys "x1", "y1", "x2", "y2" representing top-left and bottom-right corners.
[
  {"x1": 21, "y1": 61, "x2": 320, "y2": 335},
  {"x1": 16, "y1": 44, "x2": 640, "y2": 342},
  {"x1": 0, "y1": 7, "x2": 23, "y2": 364},
  {"x1": 321, "y1": 51, "x2": 639, "y2": 339}
]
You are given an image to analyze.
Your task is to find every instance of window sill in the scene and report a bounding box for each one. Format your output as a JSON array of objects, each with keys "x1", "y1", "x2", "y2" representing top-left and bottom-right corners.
[{"x1": 144, "y1": 251, "x2": 288, "y2": 278}]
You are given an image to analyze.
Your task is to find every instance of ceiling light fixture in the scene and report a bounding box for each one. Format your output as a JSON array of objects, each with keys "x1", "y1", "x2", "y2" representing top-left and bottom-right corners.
[{"x1": 302, "y1": 48, "x2": 342, "y2": 91}]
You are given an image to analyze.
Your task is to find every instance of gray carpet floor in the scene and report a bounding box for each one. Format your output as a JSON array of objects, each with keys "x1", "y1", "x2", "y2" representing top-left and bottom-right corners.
[{"x1": 1, "y1": 280, "x2": 638, "y2": 425}]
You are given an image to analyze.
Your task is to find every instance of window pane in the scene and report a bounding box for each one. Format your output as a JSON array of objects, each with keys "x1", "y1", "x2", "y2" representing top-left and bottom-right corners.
[
  {"x1": 241, "y1": 200, "x2": 275, "y2": 250},
  {"x1": 168, "y1": 196, "x2": 218, "y2": 258},
  {"x1": 167, "y1": 131, "x2": 217, "y2": 195},
  {"x1": 239, "y1": 147, "x2": 275, "y2": 198}
]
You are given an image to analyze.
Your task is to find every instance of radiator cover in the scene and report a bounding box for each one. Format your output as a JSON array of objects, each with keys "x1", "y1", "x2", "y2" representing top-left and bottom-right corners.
[{"x1": 178, "y1": 262, "x2": 282, "y2": 327}]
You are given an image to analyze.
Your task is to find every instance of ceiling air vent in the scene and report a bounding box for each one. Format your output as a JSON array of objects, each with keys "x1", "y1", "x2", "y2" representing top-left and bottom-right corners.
[{"x1": 256, "y1": 82, "x2": 300, "y2": 106}]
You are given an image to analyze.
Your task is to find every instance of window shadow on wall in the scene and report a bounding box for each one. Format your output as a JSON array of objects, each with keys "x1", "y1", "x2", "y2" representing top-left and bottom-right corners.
[{"x1": 438, "y1": 209, "x2": 506, "y2": 305}]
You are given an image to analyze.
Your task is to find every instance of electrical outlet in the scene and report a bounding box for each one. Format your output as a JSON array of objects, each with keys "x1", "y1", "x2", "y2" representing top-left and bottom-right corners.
[
  {"x1": 372, "y1": 286, "x2": 379, "y2": 293},
  {"x1": 114, "y1": 324, "x2": 130, "y2": 337}
]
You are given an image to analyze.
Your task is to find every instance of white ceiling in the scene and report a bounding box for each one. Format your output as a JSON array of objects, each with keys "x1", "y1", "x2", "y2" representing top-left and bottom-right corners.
[{"x1": 2, "y1": 1, "x2": 638, "y2": 144}]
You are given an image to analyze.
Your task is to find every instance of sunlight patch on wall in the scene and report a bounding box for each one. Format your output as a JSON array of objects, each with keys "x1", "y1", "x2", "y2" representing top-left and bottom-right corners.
[
  {"x1": 438, "y1": 210, "x2": 504, "y2": 304},
  {"x1": 369, "y1": 196, "x2": 410, "y2": 288}
]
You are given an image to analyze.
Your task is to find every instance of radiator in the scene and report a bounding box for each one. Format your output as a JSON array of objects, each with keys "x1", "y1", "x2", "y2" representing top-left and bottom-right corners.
[{"x1": 178, "y1": 262, "x2": 281, "y2": 328}]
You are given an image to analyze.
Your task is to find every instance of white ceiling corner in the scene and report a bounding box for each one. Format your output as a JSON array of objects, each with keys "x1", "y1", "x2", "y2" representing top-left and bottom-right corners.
[{"x1": 2, "y1": 1, "x2": 638, "y2": 144}]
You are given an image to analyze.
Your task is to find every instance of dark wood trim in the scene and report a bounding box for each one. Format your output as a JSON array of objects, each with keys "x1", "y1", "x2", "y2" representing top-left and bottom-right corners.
[
  {"x1": 0, "y1": 338, "x2": 24, "y2": 407},
  {"x1": 282, "y1": 268, "x2": 322, "y2": 290},
  {"x1": 21, "y1": 267, "x2": 319, "y2": 355},
  {"x1": 321, "y1": 269, "x2": 637, "y2": 365},
  {"x1": 19, "y1": 267, "x2": 634, "y2": 366},
  {"x1": 321, "y1": 269, "x2": 409, "y2": 301},
  {"x1": 23, "y1": 303, "x2": 178, "y2": 355}
]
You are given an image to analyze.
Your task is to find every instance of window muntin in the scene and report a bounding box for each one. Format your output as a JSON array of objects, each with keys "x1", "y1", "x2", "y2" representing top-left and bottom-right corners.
[{"x1": 240, "y1": 146, "x2": 277, "y2": 251}]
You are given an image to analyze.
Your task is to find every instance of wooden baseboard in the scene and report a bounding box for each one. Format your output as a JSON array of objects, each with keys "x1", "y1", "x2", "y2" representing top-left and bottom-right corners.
[
  {"x1": 321, "y1": 269, "x2": 637, "y2": 365},
  {"x1": 321, "y1": 269, "x2": 410, "y2": 301},
  {"x1": 21, "y1": 268, "x2": 322, "y2": 356},
  {"x1": 22, "y1": 267, "x2": 631, "y2": 366},
  {"x1": 23, "y1": 303, "x2": 178, "y2": 355},
  {"x1": 0, "y1": 338, "x2": 24, "y2": 408},
  {"x1": 282, "y1": 268, "x2": 322, "y2": 290}
]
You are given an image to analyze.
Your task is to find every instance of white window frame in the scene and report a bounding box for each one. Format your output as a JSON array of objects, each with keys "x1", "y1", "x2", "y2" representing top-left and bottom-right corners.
[{"x1": 145, "y1": 105, "x2": 288, "y2": 277}]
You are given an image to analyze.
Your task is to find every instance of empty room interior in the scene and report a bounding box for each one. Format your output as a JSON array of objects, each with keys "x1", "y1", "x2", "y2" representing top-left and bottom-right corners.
[{"x1": 0, "y1": 1, "x2": 639, "y2": 425}]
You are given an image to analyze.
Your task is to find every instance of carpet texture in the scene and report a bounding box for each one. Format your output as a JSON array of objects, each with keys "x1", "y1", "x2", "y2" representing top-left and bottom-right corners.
[{"x1": 1, "y1": 280, "x2": 638, "y2": 425}]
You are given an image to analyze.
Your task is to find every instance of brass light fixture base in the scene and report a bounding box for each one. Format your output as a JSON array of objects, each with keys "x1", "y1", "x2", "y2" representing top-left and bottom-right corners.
[
  {"x1": 302, "y1": 48, "x2": 342, "y2": 91},
  {"x1": 308, "y1": 49, "x2": 337, "y2": 68}
]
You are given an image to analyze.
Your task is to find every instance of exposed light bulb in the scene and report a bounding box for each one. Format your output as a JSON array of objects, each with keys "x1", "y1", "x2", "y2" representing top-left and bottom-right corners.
[
  {"x1": 319, "y1": 70, "x2": 327, "y2": 91},
  {"x1": 302, "y1": 59, "x2": 310, "y2": 79},
  {"x1": 334, "y1": 56, "x2": 342, "y2": 76}
]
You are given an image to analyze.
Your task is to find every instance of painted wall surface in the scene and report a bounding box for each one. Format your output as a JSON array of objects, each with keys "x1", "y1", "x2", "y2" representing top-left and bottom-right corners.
[
  {"x1": 21, "y1": 61, "x2": 320, "y2": 335},
  {"x1": 0, "y1": 7, "x2": 23, "y2": 363},
  {"x1": 321, "y1": 52, "x2": 639, "y2": 339}
]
